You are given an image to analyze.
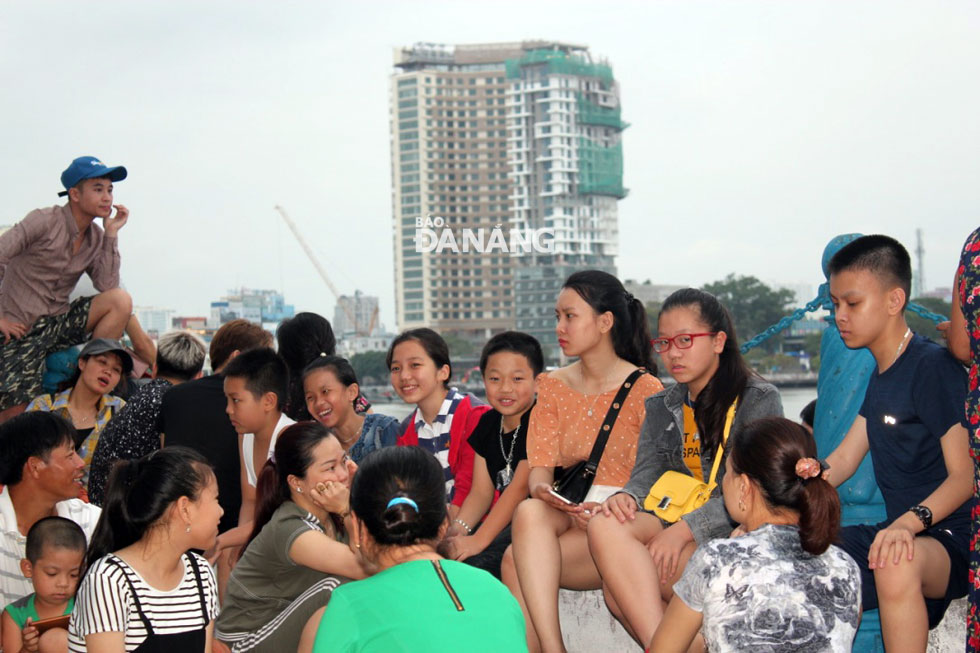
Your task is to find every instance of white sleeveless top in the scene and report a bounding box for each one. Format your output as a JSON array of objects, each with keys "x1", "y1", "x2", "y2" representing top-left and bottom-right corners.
[{"x1": 242, "y1": 414, "x2": 296, "y2": 487}]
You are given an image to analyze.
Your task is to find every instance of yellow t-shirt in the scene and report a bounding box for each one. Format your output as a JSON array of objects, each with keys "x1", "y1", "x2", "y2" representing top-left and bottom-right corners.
[{"x1": 682, "y1": 402, "x2": 703, "y2": 482}]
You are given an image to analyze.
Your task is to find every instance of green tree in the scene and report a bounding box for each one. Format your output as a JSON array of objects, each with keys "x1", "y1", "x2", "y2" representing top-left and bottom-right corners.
[
  {"x1": 908, "y1": 296, "x2": 952, "y2": 345},
  {"x1": 350, "y1": 350, "x2": 389, "y2": 384},
  {"x1": 701, "y1": 274, "x2": 795, "y2": 352}
]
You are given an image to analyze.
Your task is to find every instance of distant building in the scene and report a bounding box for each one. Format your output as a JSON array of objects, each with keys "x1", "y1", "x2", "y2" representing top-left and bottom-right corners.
[
  {"x1": 390, "y1": 41, "x2": 628, "y2": 361},
  {"x1": 623, "y1": 281, "x2": 686, "y2": 306},
  {"x1": 336, "y1": 333, "x2": 396, "y2": 358},
  {"x1": 208, "y1": 288, "x2": 295, "y2": 328},
  {"x1": 172, "y1": 316, "x2": 208, "y2": 330},
  {"x1": 334, "y1": 291, "x2": 382, "y2": 337},
  {"x1": 134, "y1": 306, "x2": 174, "y2": 337}
]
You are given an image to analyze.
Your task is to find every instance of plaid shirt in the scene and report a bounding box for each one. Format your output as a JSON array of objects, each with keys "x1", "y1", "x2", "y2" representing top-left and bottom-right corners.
[{"x1": 27, "y1": 388, "x2": 125, "y2": 489}]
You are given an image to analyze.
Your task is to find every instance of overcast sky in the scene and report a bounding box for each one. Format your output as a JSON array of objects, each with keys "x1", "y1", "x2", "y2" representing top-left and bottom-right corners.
[{"x1": 2, "y1": 1, "x2": 976, "y2": 327}]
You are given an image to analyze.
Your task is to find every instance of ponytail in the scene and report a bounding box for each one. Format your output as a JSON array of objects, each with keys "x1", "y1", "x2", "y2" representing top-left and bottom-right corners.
[
  {"x1": 244, "y1": 422, "x2": 339, "y2": 554},
  {"x1": 729, "y1": 417, "x2": 840, "y2": 555},
  {"x1": 562, "y1": 271, "x2": 657, "y2": 376},
  {"x1": 87, "y1": 447, "x2": 213, "y2": 571}
]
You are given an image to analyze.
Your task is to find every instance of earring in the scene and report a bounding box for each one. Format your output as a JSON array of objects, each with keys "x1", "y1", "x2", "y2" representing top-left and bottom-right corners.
[
  {"x1": 738, "y1": 499, "x2": 745, "y2": 511},
  {"x1": 296, "y1": 487, "x2": 303, "y2": 494},
  {"x1": 185, "y1": 524, "x2": 191, "y2": 533}
]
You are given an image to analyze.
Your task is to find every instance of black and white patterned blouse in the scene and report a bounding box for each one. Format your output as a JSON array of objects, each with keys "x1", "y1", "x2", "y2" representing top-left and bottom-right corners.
[
  {"x1": 673, "y1": 523, "x2": 861, "y2": 653},
  {"x1": 87, "y1": 378, "x2": 173, "y2": 506}
]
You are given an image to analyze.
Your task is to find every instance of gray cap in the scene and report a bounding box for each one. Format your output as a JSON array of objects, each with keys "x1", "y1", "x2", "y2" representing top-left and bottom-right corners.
[{"x1": 79, "y1": 338, "x2": 134, "y2": 376}]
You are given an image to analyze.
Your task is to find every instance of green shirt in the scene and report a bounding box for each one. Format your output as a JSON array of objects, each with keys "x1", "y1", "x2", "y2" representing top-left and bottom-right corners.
[
  {"x1": 4, "y1": 593, "x2": 74, "y2": 628},
  {"x1": 313, "y1": 559, "x2": 526, "y2": 652}
]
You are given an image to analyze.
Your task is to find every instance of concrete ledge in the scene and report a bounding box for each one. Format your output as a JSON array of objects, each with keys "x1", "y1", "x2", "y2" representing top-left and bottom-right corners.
[{"x1": 558, "y1": 589, "x2": 967, "y2": 652}]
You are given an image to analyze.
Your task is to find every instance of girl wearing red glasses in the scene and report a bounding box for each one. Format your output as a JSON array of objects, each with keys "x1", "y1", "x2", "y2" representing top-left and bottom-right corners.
[{"x1": 587, "y1": 288, "x2": 783, "y2": 650}]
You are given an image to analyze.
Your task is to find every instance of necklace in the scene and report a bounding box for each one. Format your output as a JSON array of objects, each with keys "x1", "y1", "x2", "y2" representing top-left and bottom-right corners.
[
  {"x1": 496, "y1": 417, "x2": 519, "y2": 490},
  {"x1": 893, "y1": 328, "x2": 912, "y2": 366}
]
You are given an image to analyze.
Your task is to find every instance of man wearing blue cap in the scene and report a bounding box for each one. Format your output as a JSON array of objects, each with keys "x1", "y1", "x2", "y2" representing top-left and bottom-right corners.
[{"x1": 0, "y1": 156, "x2": 135, "y2": 419}]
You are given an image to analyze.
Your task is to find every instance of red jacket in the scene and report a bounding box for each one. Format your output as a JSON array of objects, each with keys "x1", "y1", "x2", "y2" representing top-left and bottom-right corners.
[{"x1": 397, "y1": 393, "x2": 489, "y2": 507}]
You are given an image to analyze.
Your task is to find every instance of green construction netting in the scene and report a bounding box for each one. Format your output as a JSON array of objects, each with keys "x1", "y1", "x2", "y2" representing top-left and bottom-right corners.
[
  {"x1": 578, "y1": 136, "x2": 626, "y2": 198},
  {"x1": 505, "y1": 49, "x2": 614, "y2": 84},
  {"x1": 576, "y1": 93, "x2": 627, "y2": 130}
]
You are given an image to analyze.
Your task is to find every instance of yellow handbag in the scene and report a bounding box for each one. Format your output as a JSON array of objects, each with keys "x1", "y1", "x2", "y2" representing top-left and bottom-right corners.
[{"x1": 643, "y1": 402, "x2": 737, "y2": 523}]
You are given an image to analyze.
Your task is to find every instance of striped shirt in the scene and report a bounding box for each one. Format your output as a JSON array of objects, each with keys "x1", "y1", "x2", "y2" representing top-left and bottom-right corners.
[
  {"x1": 0, "y1": 486, "x2": 101, "y2": 608},
  {"x1": 414, "y1": 388, "x2": 464, "y2": 500},
  {"x1": 68, "y1": 552, "x2": 218, "y2": 652}
]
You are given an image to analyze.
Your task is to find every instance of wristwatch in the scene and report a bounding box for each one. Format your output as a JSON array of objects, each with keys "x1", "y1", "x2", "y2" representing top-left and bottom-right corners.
[{"x1": 909, "y1": 504, "x2": 933, "y2": 530}]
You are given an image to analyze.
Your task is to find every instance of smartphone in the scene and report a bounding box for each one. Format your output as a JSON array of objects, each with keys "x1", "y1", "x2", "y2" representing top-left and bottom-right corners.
[
  {"x1": 32, "y1": 614, "x2": 70, "y2": 634},
  {"x1": 547, "y1": 488, "x2": 577, "y2": 505}
]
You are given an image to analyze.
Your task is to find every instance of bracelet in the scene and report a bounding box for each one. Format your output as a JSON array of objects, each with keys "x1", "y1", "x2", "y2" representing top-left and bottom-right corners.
[{"x1": 453, "y1": 518, "x2": 473, "y2": 534}]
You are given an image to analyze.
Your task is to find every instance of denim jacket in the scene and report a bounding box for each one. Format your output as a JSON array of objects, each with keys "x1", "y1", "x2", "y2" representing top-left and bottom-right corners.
[
  {"x1": 621, "y1": 376, "x2": 783, "y2": 544},
  {"x1": 348, "y1": 412, "x2": 401, "y2": 463}
]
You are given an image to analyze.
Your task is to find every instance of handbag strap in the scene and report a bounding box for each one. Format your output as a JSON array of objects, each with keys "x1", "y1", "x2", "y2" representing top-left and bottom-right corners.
[
  {"x1": 706, "y1": 400, "x2": 738, "y2": 486},
  {"x1": 584, "y1": 368, "x2": 646, "y2": 475}
]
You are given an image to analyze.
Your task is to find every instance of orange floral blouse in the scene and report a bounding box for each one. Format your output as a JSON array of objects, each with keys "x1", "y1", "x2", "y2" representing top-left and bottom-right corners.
[{"x1": 527, "y1": 371, "x2": 664, "y2": 487}]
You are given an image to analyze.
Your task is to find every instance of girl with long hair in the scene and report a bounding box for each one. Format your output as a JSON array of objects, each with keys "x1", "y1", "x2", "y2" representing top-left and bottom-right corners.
[
  {"x1": 502, "y1": 270, "x2": 664, "y2": 653},
  {"x1": 68, "y1": 447, "x2": 222, "y2": 652},
  {"x1": 215, "y1": 422, "x2": 364, "y2": 653},
  {"x1": 587, "y1": 288, "x2": 783, "y2": 647}
]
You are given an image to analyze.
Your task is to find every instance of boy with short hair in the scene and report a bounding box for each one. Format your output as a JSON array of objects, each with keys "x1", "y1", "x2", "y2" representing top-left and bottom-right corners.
[
  {"x1": 446, "y1": 331, "x2": 543, "y2": 578},
  {"x1": 0, "y1": 156, "x2": 135, "y2": 419},
  {"x1": 825, "y1": 234, "x2": 971, "y2": 651},
  {"x1": 2, "y1": 516, "x2": 85, "y2": 653},
  {"x1": 210, "y1": 348, "x2": 294, "y2": 574}
]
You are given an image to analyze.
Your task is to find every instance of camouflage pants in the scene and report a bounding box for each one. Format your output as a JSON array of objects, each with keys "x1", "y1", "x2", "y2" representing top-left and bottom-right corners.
[{"x1": 0, "y1": 296, "x2": 92, "y2": 410}]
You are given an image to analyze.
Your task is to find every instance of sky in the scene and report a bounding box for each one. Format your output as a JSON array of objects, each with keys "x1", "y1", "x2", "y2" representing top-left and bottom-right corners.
[{"x1": 1, "y1": 1, "x2": 977, "y2": 327}]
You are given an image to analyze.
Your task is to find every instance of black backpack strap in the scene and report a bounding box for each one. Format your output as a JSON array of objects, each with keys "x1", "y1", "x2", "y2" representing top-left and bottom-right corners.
[{"x1": 584, "y1": 368, "x2": 646, "y2": 476}]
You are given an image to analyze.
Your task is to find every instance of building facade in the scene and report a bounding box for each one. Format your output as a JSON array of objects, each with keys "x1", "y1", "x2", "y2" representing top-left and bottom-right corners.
[
  {"x1": 208, "y1": 288, "x2": 295, "y2": 328},
  {"x1": 334, "y1": 290, "x2": 382, "y2": 337},
  {"x1": 390, "y1": 42, "x2": 626, "y2": 359}
]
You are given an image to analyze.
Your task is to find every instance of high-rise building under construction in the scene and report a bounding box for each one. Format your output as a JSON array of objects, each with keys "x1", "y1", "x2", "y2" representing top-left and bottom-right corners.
[{"x1": 390, "y1": 41, "x2": 626, "y2": 360}]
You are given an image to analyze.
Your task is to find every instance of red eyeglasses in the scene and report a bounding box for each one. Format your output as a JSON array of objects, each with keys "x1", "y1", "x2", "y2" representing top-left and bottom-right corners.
[{"x1": 651, "y1": 332, "x2": 718, "y2": 353}]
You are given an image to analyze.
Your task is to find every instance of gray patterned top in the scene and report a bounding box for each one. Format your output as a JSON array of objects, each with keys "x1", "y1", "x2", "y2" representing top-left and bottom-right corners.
[{"x1": 673, "y1": 524, "x2": 861, "y2": 652}]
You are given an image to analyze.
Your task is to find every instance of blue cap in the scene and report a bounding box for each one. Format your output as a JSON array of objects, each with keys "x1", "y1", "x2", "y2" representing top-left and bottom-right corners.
[{"x1": 58, "y1": 156, "x2": 127, "y2": 197}]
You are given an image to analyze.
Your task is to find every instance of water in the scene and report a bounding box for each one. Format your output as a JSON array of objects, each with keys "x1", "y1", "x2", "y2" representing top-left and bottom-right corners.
[{"x1": 373, "y1": 385, "x2": 817, "y2": 424}]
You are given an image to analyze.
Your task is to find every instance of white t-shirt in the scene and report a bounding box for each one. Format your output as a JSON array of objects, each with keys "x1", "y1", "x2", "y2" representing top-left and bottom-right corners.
[
  {"x1": 0, "y1": 486, "x2": 101, "y2": 607},
  {"x1": 68, "y1": 552, "x2": 218, "y2": 652},
  {"x1": 242, "y1": 413, "x2": 296, "y2": 487}
]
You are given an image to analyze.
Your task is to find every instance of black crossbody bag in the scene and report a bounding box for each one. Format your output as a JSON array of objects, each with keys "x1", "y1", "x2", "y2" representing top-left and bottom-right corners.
[{"x1": 552, "y1": 369, "x2": 646, "y2": 503}]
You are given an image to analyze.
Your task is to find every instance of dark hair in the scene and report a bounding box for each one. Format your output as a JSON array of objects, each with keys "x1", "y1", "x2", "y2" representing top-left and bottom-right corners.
[
  {"x1": 222, "y1": 347, "x2": 289, "y2": 411},
  {"x1": 351, "y1": 446, "x2": 447, "y2": 548},
  {"x1": 827, "y1": 234, "x2": 912, "y2": 309},
  {"x1": 800, "y1": 399, "x2": 817, "y2": 428},
  {"x1": 87, "y1": 447, "x2": 214, "y2": 569},
  {"x1": 386, "y1": 328, "x2": 452, "y2": 389},
  {"x1": 209, "y1": 319, "x2": 274, "y2": 372},
  {"x1": 479, "y1": 331, "x2": 544, "y2": 377},
  {"x1": 661, "y1": 288, "x2": 753, "y2": 453},
  {"x1": 729, "y1": 417, "x2": 840, "y2": 555},
  {"x1": 246, "y1": 422, "x2": 340, "y2": 552},
  {"x1": 0, "y1": 412, "x2": 76, "y2": 485},
  {"x1": 277, "y1": 313, "x2": 337, "y2": 420},
  {"x1": 302, "y1": 356, "x2": 360, "y2": 411},
  {"x1": 26, "y1": 516, "x2": 86, "y2": 563},
  {"x1": 562, "y1": 271, "x2": 656, "y2": 374}
]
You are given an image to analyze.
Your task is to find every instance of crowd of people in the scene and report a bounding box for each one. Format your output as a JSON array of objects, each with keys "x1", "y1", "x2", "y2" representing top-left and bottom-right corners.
[{"x1": 0, "y1": 156, "x2": 976, "y2": 653}]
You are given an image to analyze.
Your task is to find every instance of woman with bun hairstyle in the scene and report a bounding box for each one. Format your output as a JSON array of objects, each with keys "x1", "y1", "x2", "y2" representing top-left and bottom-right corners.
[
  {"x1": 68, "y1": 447, "x2": 223, "y2": 652},
  {"x1": 303, "y1": 356, "x2": 400, "y2": 464},
  {"x1": 650, "y1": 417, "x2": 861, "y2": 653},
  {"x1": 216, "y1": 422, "x2": 364, "y2": 653},
  {"x1": 502, "y1": 270, "x2": 663, "y2": 653},
  {"x1": 587, "y1": 288, "x2": 783, "y2": 647},
  {"x1": 300, "y1": 446, "x2": 527, "y2": 653}
]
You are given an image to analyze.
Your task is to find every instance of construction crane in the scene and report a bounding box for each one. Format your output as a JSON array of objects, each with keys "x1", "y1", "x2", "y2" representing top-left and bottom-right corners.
[{"x1": 274, "y1": 205, "x2": 380, "y2": 337}]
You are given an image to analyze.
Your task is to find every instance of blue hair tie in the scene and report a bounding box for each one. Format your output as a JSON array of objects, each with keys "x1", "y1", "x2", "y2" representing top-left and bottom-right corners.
[{"x1": 386, "y1": 497, "x2": 419, "y2": 512}]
